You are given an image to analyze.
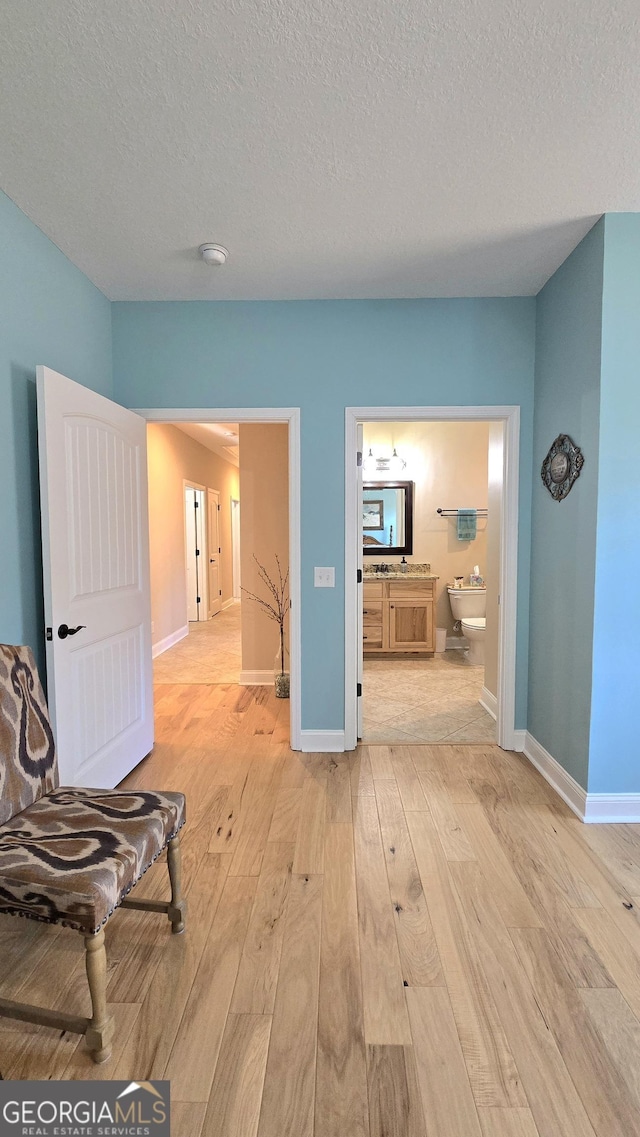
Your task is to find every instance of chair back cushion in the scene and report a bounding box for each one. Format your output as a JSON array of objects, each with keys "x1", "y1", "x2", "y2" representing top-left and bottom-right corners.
[{"x1": 0, "y1": 645, "x2": 58, "y2": 825}]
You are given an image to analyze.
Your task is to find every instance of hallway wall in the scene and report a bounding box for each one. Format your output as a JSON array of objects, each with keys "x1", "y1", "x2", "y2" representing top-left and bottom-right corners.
[
  {"x1": 147, "y1": 423, "x2": 239, "y2": 651},
  {"x1": 239, "y1": 424, "x2": 289, "y2": 675}
]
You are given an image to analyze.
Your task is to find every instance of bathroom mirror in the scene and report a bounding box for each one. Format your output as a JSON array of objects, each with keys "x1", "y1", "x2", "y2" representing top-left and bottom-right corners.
[{"x1": 363, "y1": 481, "x2": 414, "y2": 556}]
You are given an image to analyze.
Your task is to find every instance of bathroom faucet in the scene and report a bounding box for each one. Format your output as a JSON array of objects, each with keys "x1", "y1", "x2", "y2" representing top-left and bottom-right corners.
[{"x1": 377, "y1": 563, "x2": 389, "y2": 574}]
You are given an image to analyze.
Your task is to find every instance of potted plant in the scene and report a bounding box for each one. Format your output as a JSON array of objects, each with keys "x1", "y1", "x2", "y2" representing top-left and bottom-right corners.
[{"x1": 242, "y1": 555, "x2": 290, "y2": 698}]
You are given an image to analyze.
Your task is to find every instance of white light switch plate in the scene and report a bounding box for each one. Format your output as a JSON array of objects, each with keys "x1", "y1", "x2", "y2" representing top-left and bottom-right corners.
[{"x1": 314, "y1": 567, "x2": 335, "y2": 587}]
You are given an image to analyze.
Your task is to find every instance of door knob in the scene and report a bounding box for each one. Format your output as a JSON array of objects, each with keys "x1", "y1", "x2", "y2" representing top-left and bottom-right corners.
[{"x1": 58, "y1": 624, "x2": 86, "y2": 640}]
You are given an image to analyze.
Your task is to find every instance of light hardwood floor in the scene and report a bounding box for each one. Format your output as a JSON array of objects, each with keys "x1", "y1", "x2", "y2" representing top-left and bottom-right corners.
[{"x1": 2, "y1": 684, "x2": 640, "y2": 1137}]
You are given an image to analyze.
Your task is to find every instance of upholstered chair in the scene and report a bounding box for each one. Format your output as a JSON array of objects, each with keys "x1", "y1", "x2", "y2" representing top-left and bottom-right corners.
[{"x1": 0, "y1": 643, "x2": 186, "y2": 1063}]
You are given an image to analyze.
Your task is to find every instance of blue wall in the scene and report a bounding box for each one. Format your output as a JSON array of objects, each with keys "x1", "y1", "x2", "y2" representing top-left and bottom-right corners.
[
  {"x1": 0, "y1": 191, "x2": 112, "y2": 667},
  {"x1": 529, "y1": 220, "x2": 604, "y2": 789},
  {"x1": 112, "y1": 297, "x2": 535, "y2": 732},
  {"x1": 588, "y1": 215, "x2": 640, "y2": 793}
]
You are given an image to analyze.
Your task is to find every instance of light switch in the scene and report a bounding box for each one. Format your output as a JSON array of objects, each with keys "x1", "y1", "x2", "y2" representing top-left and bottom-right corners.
[{"x1": 314, "y1": 567, "x2": 335, "y2": 588}]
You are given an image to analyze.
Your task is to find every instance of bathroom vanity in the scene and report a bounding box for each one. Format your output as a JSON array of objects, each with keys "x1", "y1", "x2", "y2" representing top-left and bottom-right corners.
[{"x1": 363, "y1": 565, "x2": 438, "y2": 653}]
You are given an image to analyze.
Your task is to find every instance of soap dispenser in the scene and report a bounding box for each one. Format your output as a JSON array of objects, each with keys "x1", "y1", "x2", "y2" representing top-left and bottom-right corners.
[{"x1": 400, "y1": 557, "x2": 408, "y2": 574}]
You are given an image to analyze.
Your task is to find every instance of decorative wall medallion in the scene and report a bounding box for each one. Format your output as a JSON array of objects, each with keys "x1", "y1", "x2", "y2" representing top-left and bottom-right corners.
[{"x1": 541, "y1": 434, "x2": 584, "y2": 501}]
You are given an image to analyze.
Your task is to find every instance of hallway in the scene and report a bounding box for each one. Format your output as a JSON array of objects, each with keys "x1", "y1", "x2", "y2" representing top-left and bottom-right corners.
[{"x1": 153, "y1": 602, "x2": 242, "y2": 684}]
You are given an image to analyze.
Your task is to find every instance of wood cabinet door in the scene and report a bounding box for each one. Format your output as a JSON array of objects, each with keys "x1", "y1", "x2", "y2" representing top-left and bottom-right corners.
[
  {"x1": 363, "y1": 601, "x2": 384, "y2": 648},
  {"x1": 388, "y1": 599, "x2": 434, "y2": 651}
]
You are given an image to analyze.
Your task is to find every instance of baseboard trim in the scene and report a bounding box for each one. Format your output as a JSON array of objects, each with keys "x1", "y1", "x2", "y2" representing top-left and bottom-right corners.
[
  {"x1": 300, "y1": 730, "x2": 347, "y2": 753},
  {"x1": 509, "y1": 730, "x2": 526, "y2": 752},
  {"x1": 239, "y1": 670, "x2": 273, "y2": 686},
  {"x1": 479, "y1": 687, "x2": 497, "y2": 720},
  {"x1": 522, "y1": 733, "x2": 640, "y2": 822},
  {"x1": 152, "y1": 625, "x2": 188, "y2": 659},
  {"x1": 221, "y1": 597, "x2": 238, "y2": 611},
  {"x1": 583, "y1": 795, "x2": 640, "y2": 824},
  {"x1": 523, "y1": 732, "x2": 586, "y2": 820}
]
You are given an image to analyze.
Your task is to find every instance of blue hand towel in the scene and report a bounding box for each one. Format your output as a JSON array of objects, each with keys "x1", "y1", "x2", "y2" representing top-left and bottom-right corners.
[{"x1": 457, "y1": 508, "x2": 477, "y2": 541}]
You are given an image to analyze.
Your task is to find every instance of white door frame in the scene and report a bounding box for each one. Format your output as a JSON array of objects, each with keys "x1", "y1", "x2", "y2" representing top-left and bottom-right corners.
[
  {"x1": 345, "y1": 405, "x2": 521, "y2": 753},
  {"x1": 138, "y1": 407, "x2": 301, "y2": 751}
]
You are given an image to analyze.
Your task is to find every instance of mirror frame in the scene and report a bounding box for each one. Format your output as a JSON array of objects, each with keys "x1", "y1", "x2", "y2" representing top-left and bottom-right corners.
[{"x1": 363, "y1": 480, "x2": 414, "y2": 556}]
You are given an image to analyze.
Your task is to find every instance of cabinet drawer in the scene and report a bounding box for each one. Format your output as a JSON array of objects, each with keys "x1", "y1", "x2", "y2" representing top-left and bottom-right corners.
[
  {"x1": 388, "y1": 580, "x2": 435, "y2": 599},
  {"x1": 363, "y1": 601, "x2": 383, "y2": 647},
  {"x1": 363, "y1": 603, "x2": 383, "y2": 627},
  {"x1": 363, "y1": 582, "x2": 384, "y2": 600},
  {"x1": 363, "y1": 629, "x2": 383, "y2": 647}
]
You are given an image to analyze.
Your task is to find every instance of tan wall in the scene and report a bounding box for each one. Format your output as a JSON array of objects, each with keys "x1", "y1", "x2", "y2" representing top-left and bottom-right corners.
[
  {"x1": 484, "y1": 422, "x2": 503, "y2": 699},
  {"x1": 239, "y1": 424, "x2": 289, "y2": 673},
  {"x1": 363, "y1": 421, "x2": 492, "y2": 636},
  {"x1": 147, "y1": 423, "x2": 239, "y2": 649}
]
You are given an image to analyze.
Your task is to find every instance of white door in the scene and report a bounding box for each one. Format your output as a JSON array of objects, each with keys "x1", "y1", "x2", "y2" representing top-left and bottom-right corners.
[
  {"x1": 37, "y1": 366, "x2": 153, "y2": 788},
  {"x1": 357, "y1": 423, "x2": 364, "y2": 738},
  {"x1": 207, "y1": 489, "x2": 222, "y2": 617},
  {"x1": 184, "y1": 485, "x2": 206, "y2": 621}
]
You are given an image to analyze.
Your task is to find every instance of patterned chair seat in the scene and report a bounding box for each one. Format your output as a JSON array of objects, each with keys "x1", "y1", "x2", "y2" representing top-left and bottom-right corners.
[
  {"x1": 0, "y1": 643, "x2": 188, "y2": 1063},
  {"x1": 0, "y1": 786, "x2": 185, "y2": 935}
]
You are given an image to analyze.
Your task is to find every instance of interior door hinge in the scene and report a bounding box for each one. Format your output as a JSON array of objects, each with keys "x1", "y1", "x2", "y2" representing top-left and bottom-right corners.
[
  {"x1": 357, "y1": 682, "x2": 362, "y2": 697},
  {"x1": 219, "y1": 589, "x2": 222, "y2": 596},
  {"x1": 195, "y1": 548, "x2": 200, "y2": 556},
  {"x1": 197, "y1": 596, "x2": 201, "y2": 604},
  {"x1": 217, "y1": 504, "x2": 221, "y2": 511},
  {"x1": 357, "y1": 568, "x2": 362, "y2": 584},
  {"x1": 219, "y1": 547, "x2": 221, "y2": 553},
  {"x1": 357, "y1": 451, "x2": 363, "y2": 467},
  {"x1": 46, "y1": 627, "x2": 53, "y2": 641}
]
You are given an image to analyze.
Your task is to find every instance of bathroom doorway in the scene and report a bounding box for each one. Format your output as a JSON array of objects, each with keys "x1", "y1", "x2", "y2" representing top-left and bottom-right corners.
[{"x1": 345, "y1": 405, "x2": 521, "y2": 752}]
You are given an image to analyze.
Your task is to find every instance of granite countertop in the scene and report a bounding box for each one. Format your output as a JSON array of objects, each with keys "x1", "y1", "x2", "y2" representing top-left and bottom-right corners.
[{"x1": 363, "y1": 562, "x2": 438, "y2": 580}]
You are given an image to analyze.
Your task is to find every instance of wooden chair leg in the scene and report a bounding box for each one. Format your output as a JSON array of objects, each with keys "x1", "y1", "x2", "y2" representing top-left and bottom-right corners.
[
  {"x1": 167, "y1": 834, "x2": 187, "y2": 933},
  {"x1": 84, "y1": 930, "x2": 114, "y2": 1064}
]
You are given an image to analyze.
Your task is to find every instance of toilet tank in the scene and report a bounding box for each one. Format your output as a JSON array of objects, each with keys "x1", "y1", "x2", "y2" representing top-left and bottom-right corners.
[{"x1": 447, "y1": 586, "x2": 486, "y2": 619}]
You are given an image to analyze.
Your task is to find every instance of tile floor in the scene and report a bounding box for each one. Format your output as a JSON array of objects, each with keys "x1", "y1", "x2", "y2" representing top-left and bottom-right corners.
[
  {"x1": 154, "y1": 607, "x2": 496, "y2": 745},
  {"x1": 361, "y1": 649, "x2": 497, "y2": 743},
  {"x1": 153, "y1": 601, "x2": 242, "y2": 684}
]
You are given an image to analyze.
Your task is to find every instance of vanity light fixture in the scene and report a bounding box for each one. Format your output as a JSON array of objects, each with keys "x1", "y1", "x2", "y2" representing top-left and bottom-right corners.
[
  {"x1": 389, "y1": 447, "x2": 407, "y2": 476},
  {"x1": 363, "y1": 448, "x2": 376, "y2": 475},
  {"x1": 363, "y1": 447, "x2": 407, "y2": 476}
]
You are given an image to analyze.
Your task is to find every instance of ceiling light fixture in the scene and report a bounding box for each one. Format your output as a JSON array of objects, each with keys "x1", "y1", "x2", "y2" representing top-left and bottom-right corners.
[{"x1": 198, "y1": 243, "x2": 228, "y2": 266}]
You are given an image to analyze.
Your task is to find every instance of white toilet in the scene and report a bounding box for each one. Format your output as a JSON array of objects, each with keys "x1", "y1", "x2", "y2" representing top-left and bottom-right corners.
[{"x1": 447, "y1": 586, "x2": 487, "y2": 665}]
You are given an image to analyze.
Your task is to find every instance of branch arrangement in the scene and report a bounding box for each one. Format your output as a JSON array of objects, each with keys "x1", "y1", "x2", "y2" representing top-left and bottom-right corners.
[{"x1": 242, "y1": 555, "x2": 290, "y2": 675}]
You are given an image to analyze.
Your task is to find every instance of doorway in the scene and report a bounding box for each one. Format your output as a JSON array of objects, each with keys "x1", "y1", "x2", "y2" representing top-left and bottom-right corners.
[
  {"x1": 345, "y1": 405, "x2": 521, "y2": 753},
  {"x1": 142, "y1": 404, "x2": 300, "y2": 750},
  {"x1": 360, "y1": 420, "x2": 499, "y2": 744}
]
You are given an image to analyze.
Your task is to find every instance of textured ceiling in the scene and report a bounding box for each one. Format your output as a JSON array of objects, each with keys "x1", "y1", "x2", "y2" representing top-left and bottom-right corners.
[{"x1": 1, "y1": 0, "x2": 639, "y2": 300}]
